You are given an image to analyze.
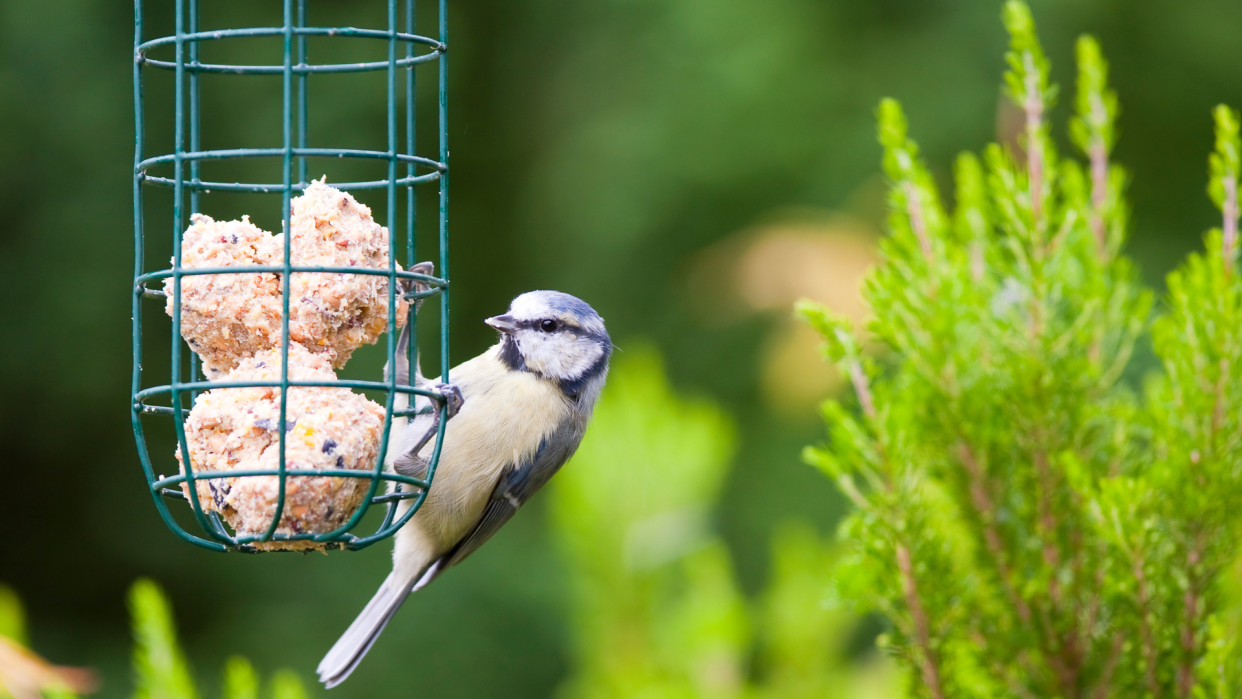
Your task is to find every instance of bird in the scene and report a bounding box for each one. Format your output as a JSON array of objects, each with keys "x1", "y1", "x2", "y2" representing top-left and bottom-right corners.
[{"x1": 316, "y1": 287, "x2": 612, "y2": 688}]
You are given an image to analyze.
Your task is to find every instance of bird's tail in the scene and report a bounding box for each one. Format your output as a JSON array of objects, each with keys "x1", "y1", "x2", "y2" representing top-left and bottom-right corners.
[{"x1": 316, "y1": 572, "x2": 414, "y2": 689}]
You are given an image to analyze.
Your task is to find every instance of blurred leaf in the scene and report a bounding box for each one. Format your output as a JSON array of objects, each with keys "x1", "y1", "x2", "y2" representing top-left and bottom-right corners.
[
  {"x1": 220, "y1": 658, "x2": 256, "y2": 699},
  {"x1": 266, "y1": 670, "x2": 306, "y2": 699},
  {"x1": 0, "y1": 636, "x2": 97, "y2": 699},
  {"x1": 0, "y1": 586, "x2": 95, "y2": 699},
  {"x1": 129, "y1": 579, "x2": 196, "y2": 699},
  {"x1": 1208, "y1": 104, "x2": 1241, "y2": 216},
  {"x1": 551, "y1": 342, "x2": 740, "y2": 699},
  {"x1": 1001, "y1": 0, "x2": 1056, "y2": 110},
  {"x1": 553, "y1": 344, "x2": 897, "y2": 698},
  {"x1": 1069, "y1": 35, "x2": 1118, "y2": 156},
  {"x1": 0, "y1": 587, "x2": 25, "y2": 647},
  {"x1": 794, "y1": 301, "x2": 860, "y2": 366},
  {"x1": 753, "y1": 523, "x2": 856, "y2": 699},
  {"x1": 551, "y1": 342, "x2": 736, "y2": 564}
]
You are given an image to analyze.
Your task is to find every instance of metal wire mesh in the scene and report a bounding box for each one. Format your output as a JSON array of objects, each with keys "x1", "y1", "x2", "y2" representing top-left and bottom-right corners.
[{"x1": 131, "y1": 0, "x2": 449, "y2": 553}]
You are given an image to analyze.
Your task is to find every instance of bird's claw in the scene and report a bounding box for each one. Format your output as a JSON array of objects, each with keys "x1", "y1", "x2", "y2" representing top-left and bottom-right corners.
[
  {"x1": 399, "y1": 261, "x2": 437, "y2": 311},
  {"x1": 434, "y1": 383, "x2": 464, "y2": 419}
]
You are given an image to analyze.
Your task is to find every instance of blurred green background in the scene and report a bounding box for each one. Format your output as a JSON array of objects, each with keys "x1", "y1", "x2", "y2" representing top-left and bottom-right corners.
[{"x1": 2, "y1": 0, "x2": 1241, "y2": 697}]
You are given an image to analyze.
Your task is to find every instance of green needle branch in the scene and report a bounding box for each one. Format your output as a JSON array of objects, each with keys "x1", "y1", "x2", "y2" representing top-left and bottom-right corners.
[{"x1": 802, "y1": 2, "x2": 1242, "y2": 697}]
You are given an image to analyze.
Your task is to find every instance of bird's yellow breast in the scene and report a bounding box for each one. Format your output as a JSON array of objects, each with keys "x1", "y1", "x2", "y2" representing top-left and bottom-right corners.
[{"x1": 393, "y1": 345, "x2": 569, "y2": 567}]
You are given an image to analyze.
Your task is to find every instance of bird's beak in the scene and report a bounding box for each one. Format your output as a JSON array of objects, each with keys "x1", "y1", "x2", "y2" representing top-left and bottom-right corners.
[{"x1": 486, "y1": 314, "x2": 518, "y2": 334}]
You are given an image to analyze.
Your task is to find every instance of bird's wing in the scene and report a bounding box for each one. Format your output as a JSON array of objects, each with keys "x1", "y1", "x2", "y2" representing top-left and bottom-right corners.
[{"x1": 440, "y1": 417, "x2": 586, "y2": 572}]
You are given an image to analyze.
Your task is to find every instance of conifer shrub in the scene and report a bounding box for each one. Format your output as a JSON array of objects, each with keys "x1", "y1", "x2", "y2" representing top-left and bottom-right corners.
[{"x1": 801, "y1": 3, "x2": 1242, "y2": 697}]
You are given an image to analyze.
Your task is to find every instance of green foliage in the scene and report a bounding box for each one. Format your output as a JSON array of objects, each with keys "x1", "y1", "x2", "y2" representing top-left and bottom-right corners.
[
  {"x1": 130, "y1": 580, "x2": 197, "y2": 699},
  {"x1": 1069, "y1": 36, "x2": 1117, "y2": 156},
  {"x1": 266, "y1": 671, "x2": 306, "y2": 699},
  {"x1": 753, "y1": 523, "x2": 888, "y2": 699},
  {"x1": 803, "y1": 3, "x2": 1242, "y2": 697},
  {"x1": 128, "y1": 580, "x2": 309, "y2": 699},
  {"x1": 1208, "y1": 105, "x2": 1240, "y2": 214},
  {"x1": 0, "y1": 585, "x2": 26, "y2": 647},
  {"x1": 795, "y1": 302, "x2": 862, "y2": 366},
  {"x1": 552, "y1": 346, "x2": 896, "y2": 699},
  {"x1": 1146, "y1": 105, "x2": 1242, "y2": 697},
  {"x1": 550, "y1": 344, "x2": 747, "y2": 698},
  {"x1": 1001, "y1": 1, "x2": 1054, "y2": 112},
  {"x1": 0, "y1": 585, "x2": 84, "y2": 699},
  {"x1": 221, "y1": 658, "x2": 257, "y2": 699}
]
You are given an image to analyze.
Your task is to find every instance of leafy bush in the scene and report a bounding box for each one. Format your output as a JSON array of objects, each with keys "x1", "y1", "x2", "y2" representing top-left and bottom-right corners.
[
  {"x1": 0, "y1": 579, "x2": 308, "y2": 699},
  {"x1": 801, "y1": 3, "x2": 1242, "y2": 697},
  {"x1": 129, "y1": 580, "x2": 307, "y2": 699},
  {"x1": 550, "y1": 346, "x2": 896, "y2": 699}
]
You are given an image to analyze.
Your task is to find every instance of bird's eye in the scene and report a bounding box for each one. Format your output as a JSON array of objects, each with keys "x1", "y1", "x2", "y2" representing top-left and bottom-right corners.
[{"x1": 540, "y1": 319, "x2": 558, "y2": 332}]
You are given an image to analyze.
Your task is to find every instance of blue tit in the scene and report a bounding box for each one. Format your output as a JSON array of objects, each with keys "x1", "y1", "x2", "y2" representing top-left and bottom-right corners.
[{"x1": 317, "y1": 289, "x2": 612, "y2": 688}]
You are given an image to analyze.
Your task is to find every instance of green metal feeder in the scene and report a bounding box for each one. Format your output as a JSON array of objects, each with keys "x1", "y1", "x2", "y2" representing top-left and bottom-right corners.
[{"x1": 130, "y1": 0, "x2": 450, "y2": 553}]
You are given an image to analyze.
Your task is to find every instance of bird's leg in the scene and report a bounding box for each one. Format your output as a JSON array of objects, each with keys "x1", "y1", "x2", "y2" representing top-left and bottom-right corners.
[
  {"x1": 389, "y1": 262, "x2": 463, "y2": 480},
  {"x1": 385, "y1": 319, "x2": 413, "y2": 386},
  {"x1": 402, "y1": 384, "x2": 463, "y2": 459},
  {"x1": 392, "y1": 383, "x2": 462, "y2": 479},
  {"x1": 388, "y1": 261, "x2": 437, "y2": 388}
]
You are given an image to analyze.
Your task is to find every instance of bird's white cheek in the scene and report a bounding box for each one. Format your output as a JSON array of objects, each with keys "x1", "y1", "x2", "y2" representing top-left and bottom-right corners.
[
  {"x1": 550, "y1": 338, "x2": 601, "y2": 379},
  {"x1": 516, "y1": 336, "x2": 557, "y2": 376},
  {"x1": 518, "y1": 335, "x2": 600, "y2": 379}
]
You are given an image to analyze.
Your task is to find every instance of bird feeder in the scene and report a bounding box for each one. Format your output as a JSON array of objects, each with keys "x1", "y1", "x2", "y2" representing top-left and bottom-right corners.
[{"x1": 130, "y1": 0, "x2": 450, "y2": 552}]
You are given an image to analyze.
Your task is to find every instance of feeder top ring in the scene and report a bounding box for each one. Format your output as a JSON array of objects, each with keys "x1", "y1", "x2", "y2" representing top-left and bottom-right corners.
[{"x1": 136, "y1": 26, "x2": 445, "y2": 75}]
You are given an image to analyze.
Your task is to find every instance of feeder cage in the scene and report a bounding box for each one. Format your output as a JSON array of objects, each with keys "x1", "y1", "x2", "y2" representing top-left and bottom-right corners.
[{"x1": 131, "y1": 0, "x2": 450, "y2": 552}]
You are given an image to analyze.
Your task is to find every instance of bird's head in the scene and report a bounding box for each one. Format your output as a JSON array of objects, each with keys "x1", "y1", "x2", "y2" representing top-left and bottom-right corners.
[{"x1": 487, "y1": 291, "x2": 611, "y2": 400}]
